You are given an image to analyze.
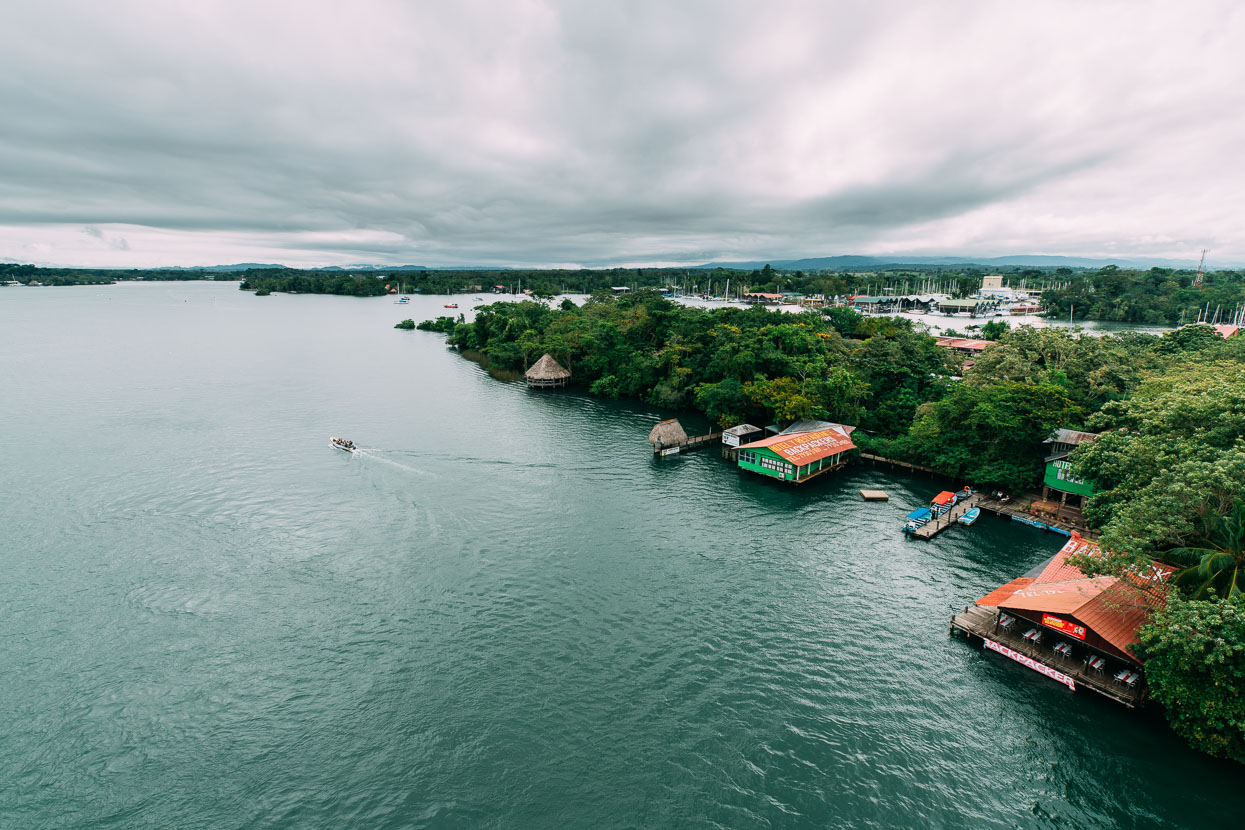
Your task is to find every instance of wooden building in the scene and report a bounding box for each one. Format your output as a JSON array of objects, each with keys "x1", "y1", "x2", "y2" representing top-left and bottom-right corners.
[
  {"x1": 736, "y1": 424, "x2": 856, "y2": 484},
  {"x1": 525, "y1": 354, "x2": 571, "y2": 389},
  {"x1": 721, "y1": 424, "x2": 763, "y2": 461},
  {"x1": 952, "y1": 535, "x2": 1173, "y2": 706}
]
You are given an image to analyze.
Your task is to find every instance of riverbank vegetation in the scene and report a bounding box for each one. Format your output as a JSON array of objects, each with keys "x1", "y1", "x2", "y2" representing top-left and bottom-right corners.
[{"x1": 420, "y1": 289, "x2": 1245, "y2": 761}]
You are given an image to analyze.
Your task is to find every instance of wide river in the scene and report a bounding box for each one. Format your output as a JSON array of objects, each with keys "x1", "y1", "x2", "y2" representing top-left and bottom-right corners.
[{"x1": 0, "y1": 283, "x2": 1234, "y2": 829}]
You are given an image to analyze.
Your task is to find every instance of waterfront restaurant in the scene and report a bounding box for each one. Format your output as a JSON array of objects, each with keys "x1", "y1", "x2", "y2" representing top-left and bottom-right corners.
[
  {"x1": 953, "y1": 534, "x2": 1172, "y2": 706},
  {"x1": 736, "y1": 424, "x2": 856, "y2": 484}
]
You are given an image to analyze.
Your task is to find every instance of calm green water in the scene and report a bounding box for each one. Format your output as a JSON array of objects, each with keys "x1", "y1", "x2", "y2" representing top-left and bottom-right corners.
[{"x1": 0, "y1": 283, "x2": 1235, "y2": 829}]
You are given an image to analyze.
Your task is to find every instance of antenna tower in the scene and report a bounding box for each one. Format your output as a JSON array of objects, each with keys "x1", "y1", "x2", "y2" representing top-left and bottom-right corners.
[{"x1": 1195, "y1": 249, "x2": 1207, "y2": 287}]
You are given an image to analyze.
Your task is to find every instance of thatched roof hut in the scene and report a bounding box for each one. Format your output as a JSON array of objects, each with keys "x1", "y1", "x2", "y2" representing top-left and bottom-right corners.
[
  {"x1": 648, "y1": 418, "x2": 688, "y2": 447},
  {"x1": 525, "y1": 353, "x2": 571, "y2": 388}
]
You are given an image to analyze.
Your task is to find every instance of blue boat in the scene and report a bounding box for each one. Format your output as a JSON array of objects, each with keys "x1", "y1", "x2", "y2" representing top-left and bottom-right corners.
[
  {"x1": 903, "y1": 507, "x2": 932, "y2": 533},
  {"x1": 1011, "y1": 514, "x2": 1047, "y2": 530},
  {"x1": 957, "y1": 507, "x2": 981, "y2": 526}
]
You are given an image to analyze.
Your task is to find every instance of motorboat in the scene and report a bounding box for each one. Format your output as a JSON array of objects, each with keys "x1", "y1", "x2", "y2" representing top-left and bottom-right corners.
[
  {"x1": 444, "y1": 303, "x2": 458, "y2": 308},
  {"x1": 958, "y1": 507, "x2": 981, "y2": 526},
  {"x1": 394, "y1": 296, "x2": 409, "y2": 304},
  {"x1": 903, "y1": 507, "x2": 932, "y2": 533},
  {"x1": 330, "y1": 437, "x2": 356, "y2": 453}
]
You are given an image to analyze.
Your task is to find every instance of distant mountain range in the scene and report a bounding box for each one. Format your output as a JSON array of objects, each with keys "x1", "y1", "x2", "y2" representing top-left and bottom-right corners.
[
  {"x1": 171, "y1": 263, "x2": 431, "y2": 272},
  {"x1": 693, "y1": 254, "x2": 1214, "y2": 270},
  {"x1": 31, "y1": 253, "x2": 1227, "y2": 272}
]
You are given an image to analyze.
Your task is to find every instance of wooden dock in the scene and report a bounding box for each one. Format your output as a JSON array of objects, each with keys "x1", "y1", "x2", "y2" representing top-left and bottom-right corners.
[
  {"x1": 950, "y1": 604, "x2": 1144, "y2": 707},
  {"x1": 653, "y1": 432, "x2": 722, "y2": 457},
  {"x1": 858, "y1": 452, "x2": 947, "y2": 477},
  {"x1": 976, "y1": 498, "x2": 1099, "y2": 540},
  {"x1": 909, "y1": 494, "x2": 980, "y2": 538}
]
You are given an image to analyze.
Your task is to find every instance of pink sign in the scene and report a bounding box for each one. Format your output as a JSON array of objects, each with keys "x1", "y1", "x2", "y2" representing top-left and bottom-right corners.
[{"x1": 984, "y1": 638, "x2": 1076, "y2": 691}]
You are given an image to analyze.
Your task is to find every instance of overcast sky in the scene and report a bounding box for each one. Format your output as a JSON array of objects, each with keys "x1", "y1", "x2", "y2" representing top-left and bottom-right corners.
[{"x1": 2, "y1": 1, "x2": 1243, "y2": 268}]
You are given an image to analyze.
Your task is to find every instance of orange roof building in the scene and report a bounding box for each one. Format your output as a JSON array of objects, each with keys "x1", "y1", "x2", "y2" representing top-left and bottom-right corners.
[
  {"x1": 736, "y1": 424, "x2": 856, "y2": 484},
  {"x1": 935, "y1": 337, "x2": 993, "y2": 354},
  {"x1": 978, "y1": 536, "x2": 1172, "y2": 664}
]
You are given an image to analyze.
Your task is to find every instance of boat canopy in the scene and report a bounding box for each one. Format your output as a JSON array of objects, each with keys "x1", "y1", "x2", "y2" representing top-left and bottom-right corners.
[
  {"x1": 931, "y1": 491, "x2": 957, "y2": 505},
  {"x1": 906, "y1": 508, "x2": 932, "y2": 521}
]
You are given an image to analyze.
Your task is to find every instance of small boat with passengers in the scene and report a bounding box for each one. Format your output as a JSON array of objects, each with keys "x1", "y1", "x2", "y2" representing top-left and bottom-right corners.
[{"x1": 330, "y1": 437, "x2": 356, "y2": 453}]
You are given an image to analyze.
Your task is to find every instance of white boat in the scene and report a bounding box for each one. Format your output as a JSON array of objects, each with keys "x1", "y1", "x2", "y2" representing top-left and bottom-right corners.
[
  {"x1": 958, "y1": 507, "x2": 981, "y2": 526},
  {"x1": 330, "y1": 437, "x2": 356, "y2": 453}
]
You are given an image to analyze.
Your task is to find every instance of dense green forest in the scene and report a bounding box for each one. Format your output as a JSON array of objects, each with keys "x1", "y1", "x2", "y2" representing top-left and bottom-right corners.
[
  {"x1": 0, "y1": 263, "x2": 237, "y2": 286},
  {"x1": 9, "y1": 261, "x2": 1245, "y2": 325},
  {"x1": 1041, "y1": 265, "x2": 1245, "y2": 325},
  {"x1": 418, "y1": 290, "x2": 1245, "y2": 761}
]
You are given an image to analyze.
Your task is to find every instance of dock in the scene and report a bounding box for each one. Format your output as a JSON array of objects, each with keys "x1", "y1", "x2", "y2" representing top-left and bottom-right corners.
[
  {"x1": 858, "y1": 452, "x2": 946, "y2": 477},
  {"x1": 909, "y1": 493, "x2": 980, "y2": 538},
  {"x1": 653, "y1": 432, "x2": 722, "y2": 457},
  {"x1": 976, "y1": 497, "x2": 1099, "y2": 540},
  {"x1": 950, "y1": 605, "x2": 1144, "y2": 707},
  {"x1": 860, "y1": 489, "x2": 889, "y2": 501}
]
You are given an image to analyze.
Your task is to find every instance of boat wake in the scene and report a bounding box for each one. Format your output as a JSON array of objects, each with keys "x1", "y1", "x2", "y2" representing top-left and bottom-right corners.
[{"x1": 350, "y1": 449, "x2": 428, "y2": 476}]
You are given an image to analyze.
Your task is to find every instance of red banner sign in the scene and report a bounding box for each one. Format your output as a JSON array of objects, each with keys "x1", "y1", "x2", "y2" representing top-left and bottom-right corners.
[
  {"x1": 984, "y1": 638, "x2": 1076, "y2": 691},
  {"x1": 1041, "y1": 613, "x2": 1087, "y2": 640}
]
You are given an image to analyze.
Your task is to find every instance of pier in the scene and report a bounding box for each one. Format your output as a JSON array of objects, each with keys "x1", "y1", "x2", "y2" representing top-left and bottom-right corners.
[
  {"x1": 653, "y1": 432, "x2": 722, "y2": 456},
  {"x1": 858, "y1": 452, "x2": 946, "y2": 477},
  {"x1": 909, "y1": 493, "x2": 980, "y2": 538},
  {"x1": 976, "y1": 496, "x2": 1099, "y2": 540}
]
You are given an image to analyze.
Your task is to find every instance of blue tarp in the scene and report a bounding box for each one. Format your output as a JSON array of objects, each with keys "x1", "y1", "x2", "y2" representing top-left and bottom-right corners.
[{"x1": 906, "y1": 508, "x2": 932, "y2": 521}]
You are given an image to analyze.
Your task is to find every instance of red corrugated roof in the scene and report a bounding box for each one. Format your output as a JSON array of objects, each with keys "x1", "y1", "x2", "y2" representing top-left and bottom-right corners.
[
  {"x1": 935, "y1": 337, "x2": 992, "y2": 351},
  {"x1": 976, "y1": 536, "x2": 1172, "y2": 660},
  {"x1": 977, "y1": 577, "x2": 1033, "y2": 607},
  {"x1": 737, "y1": 426, "x2": 856, "y2": 466},
  {"x1": 932, "y1": 491, "x2": 956, "y2": 505},
  {"x1": 1213, "y1": 324, "x2": 1241, "y2": 338}
]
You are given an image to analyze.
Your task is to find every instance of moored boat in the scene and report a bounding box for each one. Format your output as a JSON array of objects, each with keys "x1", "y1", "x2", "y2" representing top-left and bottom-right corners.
[
  {"x1": 903, "y1": 507, "x2": 932, "y2": 533},
  {"x1": 444, "y1": 303, "x2": 458, "y2": 308},
  {"x1": 1011, "y1": 514, "x2": 1046, "y2": 529},
  {"x1": 957, "y1": 507, "x2": 981, "y2": 526},
  {"x1": 330, "y1": 437, "x2": 356, "y2": 452}
]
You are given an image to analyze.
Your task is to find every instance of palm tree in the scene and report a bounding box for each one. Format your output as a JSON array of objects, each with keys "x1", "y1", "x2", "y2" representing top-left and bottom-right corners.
[{"x1": 1168, "y1": 499, "x2": 1245, "y2": 599}]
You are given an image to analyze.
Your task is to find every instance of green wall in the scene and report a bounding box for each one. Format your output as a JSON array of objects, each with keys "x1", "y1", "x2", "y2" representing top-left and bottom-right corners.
[
  {"x1": 738, "y1": 447, "x2": 795, "y2": 481},
  {"x1": 1043, "y1": 459, "x2": 1097, "y2": 497}
]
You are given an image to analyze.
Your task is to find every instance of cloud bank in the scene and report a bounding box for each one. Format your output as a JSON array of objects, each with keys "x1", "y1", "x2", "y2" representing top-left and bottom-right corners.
[{"x1": 1, "y1": 0, "x2": 1243, "y2": 267}]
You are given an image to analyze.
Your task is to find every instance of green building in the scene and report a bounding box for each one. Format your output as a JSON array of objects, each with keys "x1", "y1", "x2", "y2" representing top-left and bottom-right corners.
[
  {"x1": 1042, "y1": 429, "x2": 1100, "y2": 508},
  {"x1": 736, "y1": 423, "x2": 856, "y2": 484}
]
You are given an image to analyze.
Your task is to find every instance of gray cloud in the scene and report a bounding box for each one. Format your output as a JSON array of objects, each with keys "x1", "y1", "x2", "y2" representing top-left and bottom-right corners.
[{"x1": 1, "y1": 1, "x2": 1243, "y2": 267}]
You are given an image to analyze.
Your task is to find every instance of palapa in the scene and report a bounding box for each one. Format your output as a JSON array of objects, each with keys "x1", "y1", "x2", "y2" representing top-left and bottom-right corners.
[
  {"x1": 647, "y1": 418, "x2": 688, "y2": 447},
  {"x1": 525, "y1": 353, "x2": 571, "y2": 388}
]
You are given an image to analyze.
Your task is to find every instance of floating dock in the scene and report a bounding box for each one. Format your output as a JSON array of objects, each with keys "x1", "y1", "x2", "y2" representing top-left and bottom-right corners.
[{"x1": 860, "y1": 490, "x2": 889, "y2": 501}]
